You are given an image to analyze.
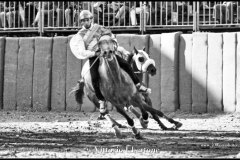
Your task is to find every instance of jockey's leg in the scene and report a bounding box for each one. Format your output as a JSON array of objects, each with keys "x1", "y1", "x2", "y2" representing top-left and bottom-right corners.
[
  {"x1": 89, "y1": 56, "x2": 107, "y2": 115},
  {"x1": 115, "y1": 55, "x2": 151, "y2": 94}
]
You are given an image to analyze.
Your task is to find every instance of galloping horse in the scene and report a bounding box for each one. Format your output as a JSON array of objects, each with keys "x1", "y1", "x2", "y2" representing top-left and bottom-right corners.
[
  {"x1": 125, "y1": 46, "x2": 156, "y2": 107},
  {"x1": 76, "y1": 35, "x2": 150, "y2": 139},
  {"x1": 120, "y1": 46, "x2": 182, "y2": 130},
  {"x1": 74, "y1": 35, "x2": 182, "y2": 138}
]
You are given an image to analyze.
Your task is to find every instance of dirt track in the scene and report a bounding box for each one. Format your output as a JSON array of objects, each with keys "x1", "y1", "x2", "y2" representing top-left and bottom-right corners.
[{"x1": 0, "y1": 110, "x2": 239, "y2": 158}]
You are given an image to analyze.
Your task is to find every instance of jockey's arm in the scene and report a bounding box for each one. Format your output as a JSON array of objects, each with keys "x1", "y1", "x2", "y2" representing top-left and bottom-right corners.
[{"x1": 70, "y1": 33, "x2": 96, "y2": 60}]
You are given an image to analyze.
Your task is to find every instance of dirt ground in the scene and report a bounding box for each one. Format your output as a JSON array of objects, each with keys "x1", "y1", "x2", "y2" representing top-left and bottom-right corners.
[{"x1": 0, "y1": 109, "x2": 239, "y2": 158}]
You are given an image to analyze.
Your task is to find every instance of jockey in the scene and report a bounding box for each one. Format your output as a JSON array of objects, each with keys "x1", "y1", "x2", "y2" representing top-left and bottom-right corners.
[{"x1": 70, "y1": 10, "x2": 151, "y2": 114}]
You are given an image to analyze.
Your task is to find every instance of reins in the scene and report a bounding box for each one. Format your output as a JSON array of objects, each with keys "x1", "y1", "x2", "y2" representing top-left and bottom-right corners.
[
  {"x1": 68, "y1": 54, "x2": 101, "y2": 96},
  {"x1": 81, "y1": 54, "x2": 101, "y2": 79},
  {"x1": 133, "y1": 60, "x2": 146, "y2": 74}
]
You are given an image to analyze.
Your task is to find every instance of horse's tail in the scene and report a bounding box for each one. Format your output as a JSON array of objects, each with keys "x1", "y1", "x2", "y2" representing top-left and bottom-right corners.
[
  {"x1": 75, "y1": 79, "x2": 85, "y2": 104},
  {"x1": 69, "y1": 78, "x2": 85, "y2": 104}
]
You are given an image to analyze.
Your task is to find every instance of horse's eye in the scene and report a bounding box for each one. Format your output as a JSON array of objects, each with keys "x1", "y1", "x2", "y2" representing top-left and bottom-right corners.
[{"x1": 138, "y1": 57, "x2": 145, "y2": 62}]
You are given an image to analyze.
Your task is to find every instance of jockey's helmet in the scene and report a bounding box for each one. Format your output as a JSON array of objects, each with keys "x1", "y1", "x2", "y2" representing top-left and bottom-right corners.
[{"x1": 79, "y1": 10, "x2": 93, "y2": 21}]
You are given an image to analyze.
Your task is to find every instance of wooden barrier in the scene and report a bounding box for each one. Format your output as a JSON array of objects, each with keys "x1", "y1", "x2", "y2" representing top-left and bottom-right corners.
[
  {"x1": 160, "y1": 32, "x2": 181, "y2": 112},
  {"x1": 51, "y1": 37, "x2": 67, "y2": 111},
  {"x1": 207, "y1": 33, "x2": 223, "y2": 113},
  {"x1": 17, "y1": 37, "x2": 34, "y2": 111},
  {"x1": 3, "y1": 38, "x2": 19, "y2": 111},
  {"x1": 148, "y1": 34, "x2": 161, "y2": 110},
  {"x1": 32, "y1": 37, "x2": 52, "y2": 112},
  {"x1": 192, "y1": 33, "x2": 208, "y2": 113},
  {"x1": 116, "y1": 34, "x2": 132, "y2": 52},
  {"x1": 237, "y1": 33, "x2": 240, "y2": 112},
  {"x1": 179, "y1": 34, "x2": 192, "y2": 112},
  {"x1": 0, "y1": 37, "x2": 5, "y2": 110},
  {"x1": 0, "y1": 32, "x2": 239, "y2": 113},
  {"x1": 222, "y1": 33, "x2": 236, "y2": 113}
]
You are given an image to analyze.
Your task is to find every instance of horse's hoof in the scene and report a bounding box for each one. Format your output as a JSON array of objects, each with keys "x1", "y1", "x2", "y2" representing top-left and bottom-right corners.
[
  {"x1": 161, "y1": 127, "x2": 168, "y2": 131},
  {"x1": 168, "y1": 123, "x2": 183, "y2": 131},
  {"x1": 139, "y1": 117, "x2": 149, "y2": 129},
  {"x1": 118, "y1": 124, "x2": 127, "y2": 128},
  {"x1": 135, "y1": 132, "x2": 143, "y2": 139},
  {"x1": 167, "y1": 127, "x2": 177, "y2": 131},
  {"x1": 174, "y1": 122, "x2": 183, "y2": 130},
  {"x1": 113, "y1": 126, "x2": 122, "y2": 138}
]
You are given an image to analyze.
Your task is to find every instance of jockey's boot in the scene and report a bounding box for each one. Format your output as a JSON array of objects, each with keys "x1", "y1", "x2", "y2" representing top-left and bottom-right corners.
[{"x1": 136, "y1": 83, "x2": 151, "y2": 94}]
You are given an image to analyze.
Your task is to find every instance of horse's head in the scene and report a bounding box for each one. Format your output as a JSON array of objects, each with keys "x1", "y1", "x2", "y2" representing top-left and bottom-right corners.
[
  {"x1": 97, "y1": 34, "x2": 122, "y2": 81},
  {"x1": 97, "y1": 34, "x2": 137, "y2": 102},
  {"x1": 128, "y1": 46, "x2": 156, "y2": 76},
  {"x1": 98, "y1": 34, "x2": 118, "y2": 61}
]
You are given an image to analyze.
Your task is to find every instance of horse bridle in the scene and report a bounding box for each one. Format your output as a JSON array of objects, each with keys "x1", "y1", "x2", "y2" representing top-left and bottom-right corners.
[
  {"x1": 134, "y1": 63, "x2": 146, "y2": 74},
  {"x1": 130, "y1": 52, "x2": 146, "y2": 74}
]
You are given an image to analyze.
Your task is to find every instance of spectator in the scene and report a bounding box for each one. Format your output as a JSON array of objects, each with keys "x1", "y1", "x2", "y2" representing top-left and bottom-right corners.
[
  {"x1": 213, "y1": 1, "x2": 235, "y2": 24},
  {"x1": 65, "y1": 2, "x2": 83, "y2": 27},
  {"x1": 129, "y1": 1, "x2": 150, "y2": 26},
  {"x1": 93, "y1": 2, "x2": 105, "y2": 25},
  {"x1": 115, "y1": 2, "x2": 130, "y2": 25},
  {"x1": 32, "y1": 1, "x2": 54, "y2": 27},
  {"x1": 0, "y1": 2, "x2": 4, "y2": 27},
  {"x1": 161, "y1": 1, "x2": 173, "y2": 25},
  {"x1": 64, "y1": 2, "x2": 74, "y2": 27},
  {"x1": 82, "y1": 2, "x2": 91, "y2": 10},
  {"x1": 24, "y1": 1, "x2": 38, "y2": 27},
  {"x1": 106, "y1": 2, "x2": 120, "y2": 25},
  {"x1": 0, "y1": 2, "x2": 24, "y2": 28},
  {"x1": 149, "y1": 1, "x2": 162, "y2": 25},
  {"x1": 93, "y1": 2, "x2": 119, "y2": 26}
]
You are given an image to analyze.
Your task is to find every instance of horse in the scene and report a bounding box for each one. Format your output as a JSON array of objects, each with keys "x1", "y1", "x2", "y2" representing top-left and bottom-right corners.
[
  {"x1": 119, "y1": 46, "x2": 182, "y2": 130},
  {"x1": 74, "y1": 35, "x2": 182, "y2": 139},
  {"x1": 125, "y1": 46, "x2": 156, "y2": 107},
  {"x1": 75, "y1": 35, "x2": 152, "y2": 139}
]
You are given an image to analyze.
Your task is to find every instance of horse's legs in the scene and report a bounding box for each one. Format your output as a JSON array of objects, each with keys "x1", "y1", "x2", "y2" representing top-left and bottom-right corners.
[
  {"x1": 87, "y1": 94, "x2": 106, "y2": 120},
  {"x1": 127, "y1": 105, "x2": 149, "y2": 129},
  {"x1": 142, "y1": 103, "x2": 182, "y2": 130},
  {"x1": 131, "y1": 97, "x2": 149, "y2": 121},
  {"x1": 115, "y1": 107, "x2": 142, "y2": 139},
  {"x1": 142, "y1": 93, "x2": 152, "y2": 107},
  {"x1": 104, "y1": 114, "x2": 122, "y2": 138},
  {"x1": 141, "y1": 94, "x2": 168, "y2": 130},
  {"x1": 151, "y1": 113, "x2": 168, "y2": 130},
  {"x1": 127, "y1": 105, "x2": 141, "y2": 118},
  {"x1": 125, "y1": 94, "x2": 152, "y2": 129},
  {"x1": 127, "y1": 102, "x2": 168, "y2": 130}
]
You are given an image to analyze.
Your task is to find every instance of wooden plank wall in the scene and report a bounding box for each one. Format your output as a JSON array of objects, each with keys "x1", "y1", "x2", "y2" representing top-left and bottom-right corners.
[{"x1": 0, "y1": 32, "x2": 239, "y2": 113}]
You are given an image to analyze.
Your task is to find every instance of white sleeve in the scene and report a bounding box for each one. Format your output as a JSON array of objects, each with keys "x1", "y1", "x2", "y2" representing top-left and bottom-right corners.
[{"x1": 69, "y1": 33, "x2": 96, "y2": 60}]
